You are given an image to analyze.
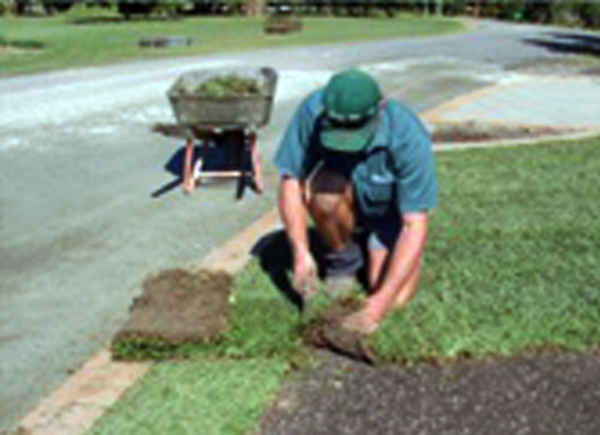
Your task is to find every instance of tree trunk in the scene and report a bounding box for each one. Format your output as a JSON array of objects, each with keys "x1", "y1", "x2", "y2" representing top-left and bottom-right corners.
[{"x1": 246, "y1": 0, "x2": 264, "y2": 16}]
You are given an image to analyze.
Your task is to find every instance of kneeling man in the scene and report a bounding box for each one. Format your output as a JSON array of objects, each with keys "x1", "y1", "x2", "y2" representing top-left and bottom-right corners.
[{"x1": 274, "y1": 69, "x2": 437, "y2": 335}]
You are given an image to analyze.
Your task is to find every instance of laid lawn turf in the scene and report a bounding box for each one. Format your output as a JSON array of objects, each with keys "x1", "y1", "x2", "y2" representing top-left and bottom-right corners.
[
  {"x1": 372, "y1": 138, "x2": 600, "y2": 362},
  {"x1": 176, "y1": 136, "x2": 600, "y2": 365},
  {"x1": 0, "y1": 11, "x2": 464, "y2": 76},
  {"x1": 88, "y1": 358, "x2": 289, "y2": 435},
  {"x1": 91, "y1": 137, "x2": 600, "y2": 433}
]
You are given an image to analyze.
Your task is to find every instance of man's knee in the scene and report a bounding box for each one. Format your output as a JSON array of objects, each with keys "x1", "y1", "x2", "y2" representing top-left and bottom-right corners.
[{"x1": 305, "y1": 169, "x2": 353, "y2": 217}]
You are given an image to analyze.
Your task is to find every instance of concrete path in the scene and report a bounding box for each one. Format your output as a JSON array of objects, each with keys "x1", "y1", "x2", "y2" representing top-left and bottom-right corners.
[
  {"x1": 3, "y1": 19, "x2": 600, "y2": 432},
  {"x1": 424, "y1": 76, "x2": 600, "y2": 129}
]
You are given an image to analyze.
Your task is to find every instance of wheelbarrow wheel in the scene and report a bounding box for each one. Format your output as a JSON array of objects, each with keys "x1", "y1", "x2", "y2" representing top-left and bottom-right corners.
[
  {"x1": 236, "y1": 173, "x2": 247, "y2": 199},
  {"x1": 236, "y1": 145, "x2": 251, "y2": 199}
]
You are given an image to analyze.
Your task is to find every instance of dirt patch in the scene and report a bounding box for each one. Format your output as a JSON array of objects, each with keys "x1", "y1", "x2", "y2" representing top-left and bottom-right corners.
[
  {"x1": 431, "y1": 121, "x2": 581, "y2": 143},
  {"x1": 264, "y1": 16, "x2": 303, "y2": 34},
  {"x1": 302, "y1": 297, "x2": 376, "y2": 364},
  {"x1": 0, "y1": 428, "x2": 31, "y2": 435},
  {"x1": 152, "y1": 122, "x2": 188, "y2": 139},
  {"x1": 0, "y1": 38, "x2": 44, "y2": 56},
  {"x1": 138, "y1": 36, "x2": 192, "y2": 49},
  {"x1": 0, "y1": 46, "x2": 41, "y2": 56},
  {"x1": 260, "y1": 349, "x2": 600, "y2": 435},
  {"x1": 111, "y1": 269, "x2": 232, "y2": 360}
]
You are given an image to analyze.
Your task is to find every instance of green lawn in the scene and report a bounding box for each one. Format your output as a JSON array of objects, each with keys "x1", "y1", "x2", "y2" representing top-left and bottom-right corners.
[
  {"x1": 0, "y1": 11, "x2": 464, "y2": 76},
  {"x1": 93, "y1": 137, "x2": 600, "y2": 434},
  {"x1": 210, "y1": 136, "x2": 600, "y2": 365},
  {"x1": 372, "y1": 138, "x2": 600, "y2": 362},
  {"x1": 88, "y1": 358, "x2": 289, "y2": 435}
]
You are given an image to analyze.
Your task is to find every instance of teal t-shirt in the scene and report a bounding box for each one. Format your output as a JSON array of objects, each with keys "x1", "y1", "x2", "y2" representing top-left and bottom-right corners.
[{"x1": 273, "y1": 90, "x2": 438, "y2": 217}]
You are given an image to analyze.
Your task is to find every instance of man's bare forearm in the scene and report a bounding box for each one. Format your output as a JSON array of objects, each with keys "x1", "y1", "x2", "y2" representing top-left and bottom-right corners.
[
  {"x1": 278, "y1": 176, "x2": 309, "y2": 256},
  {"x1": 366, "y1": 214, "x2": 428, "y2": 320}
]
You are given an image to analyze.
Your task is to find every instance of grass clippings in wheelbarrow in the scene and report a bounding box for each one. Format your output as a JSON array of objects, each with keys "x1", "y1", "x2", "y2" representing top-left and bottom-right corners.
[
  {"x1": 171, "y1": 74, "x2": 262, "y2": 98},
  {"x1": 111, "y1": 269, "x2": 232, "y2": 360}
]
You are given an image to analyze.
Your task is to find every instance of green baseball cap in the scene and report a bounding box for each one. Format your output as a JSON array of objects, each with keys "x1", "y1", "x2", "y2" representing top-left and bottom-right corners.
[{"x1": 320, "y1": 69, "x2": 382, "y2": 153}]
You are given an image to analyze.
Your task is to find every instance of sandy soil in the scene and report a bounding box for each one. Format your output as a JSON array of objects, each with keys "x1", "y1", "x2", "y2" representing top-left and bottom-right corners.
[
  {"x1": 0, "y1": 46, "x2": 41, "y2": 55},
  {"x1": 260, "y1": 349, "x2": 600, "y2": 435},
  {"x1": 431, "y1": 121, "x2": 581, "y2": 143}
]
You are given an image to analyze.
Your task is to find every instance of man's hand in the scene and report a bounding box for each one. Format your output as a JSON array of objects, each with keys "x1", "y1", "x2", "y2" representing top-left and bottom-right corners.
[
  {"x1": 278, "y1": 175, "x2": 317, "y2": 300},
  {"x1": 361, "y1": 212, "x2": 429, "y2": 325},
  {"x1": 340, "y1": 309, "x2": 379, "y2": 336},
  {"x1": 293, "y1": 247, "x2": 317, "y2": 300}
]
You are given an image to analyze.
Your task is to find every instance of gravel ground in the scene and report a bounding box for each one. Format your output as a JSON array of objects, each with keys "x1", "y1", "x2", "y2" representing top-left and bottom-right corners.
[
  {"x1": 260, "y1": 349, "x2": 600, "y2": 435},
  {"x1": 1, "y1": 19, "x2": 598, "y2": 430}
]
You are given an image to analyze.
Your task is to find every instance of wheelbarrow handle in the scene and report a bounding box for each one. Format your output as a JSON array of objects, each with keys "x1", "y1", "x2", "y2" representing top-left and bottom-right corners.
[
  {"x1": 249, "y1": 132, "x2": 264, "y2": 194},
  {"x1": 183, "y1": 137, "x2": 195, "y2": 195}
]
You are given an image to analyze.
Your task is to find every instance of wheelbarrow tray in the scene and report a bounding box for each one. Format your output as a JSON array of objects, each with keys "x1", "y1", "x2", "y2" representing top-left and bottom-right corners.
[{"x1": 167, "y1": 67, "x2": 278, "y2": 130}]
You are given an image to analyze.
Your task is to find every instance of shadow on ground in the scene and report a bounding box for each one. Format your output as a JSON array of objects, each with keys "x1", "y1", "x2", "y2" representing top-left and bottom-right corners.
[
  {"x1": 151, "y1": 126, "x2": 250, "y2": 198},
  {"x1": 431, "y1": 121, "x2": 581, "y2": 143},
  {"x1": 523, "y1": 32, "x2": 600, "y2": 57},
  {"x1": 67, "y1": 16, "x2": 183, "y2": 25},
  {"x1": 250, "y1": 229, "x2": 327, "y2": 310},
  {"x1": 250, "y1": 229, "x2": 370, "y2": 310},
  {"x1": 0, "y1": 38, "x2": 45, "y2": 50}
]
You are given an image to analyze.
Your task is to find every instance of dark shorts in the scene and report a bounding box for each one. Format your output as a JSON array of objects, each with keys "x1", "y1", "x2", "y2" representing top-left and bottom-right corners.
[
  {"x1": 356, "y1": 205, "x2": 402, "y2": 251},
  {"x1": 306, "y1": 162, "x2": 402, "y2": 251}
]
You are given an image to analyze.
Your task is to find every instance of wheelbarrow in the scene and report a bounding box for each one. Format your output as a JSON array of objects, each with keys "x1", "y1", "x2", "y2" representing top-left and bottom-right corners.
[{"x1": 167, "y1": 67, "x2": 278, "y2": 197}]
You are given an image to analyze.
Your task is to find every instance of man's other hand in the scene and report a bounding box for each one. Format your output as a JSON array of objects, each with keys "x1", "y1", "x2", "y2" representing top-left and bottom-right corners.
[{"x1": 293, "y1": 248, "x2": 317, "y2": 300}]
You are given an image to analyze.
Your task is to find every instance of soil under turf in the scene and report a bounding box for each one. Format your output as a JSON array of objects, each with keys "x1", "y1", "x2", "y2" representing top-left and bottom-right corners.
[
  {"x1": 431, "y1": 121, "x2": 580, "y2": 144},
  {"x1": 260, "y1": 349, "x2": 600, "y2": 435},
  {"x1": 112, "y1": 269, "x2": 232, "y2": 359}
]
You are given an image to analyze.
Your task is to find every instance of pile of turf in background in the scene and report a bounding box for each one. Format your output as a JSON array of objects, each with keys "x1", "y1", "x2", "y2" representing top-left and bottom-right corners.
[{"x1": 111, "y1": 269, "x2": 232, "y2": 360}]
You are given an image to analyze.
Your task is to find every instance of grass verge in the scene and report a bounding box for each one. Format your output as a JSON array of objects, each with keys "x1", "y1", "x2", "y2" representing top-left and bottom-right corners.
[
  {"x1": 88, "y1": 358, "x2": 289, "y2": 435},
  {"x1": 0, "y1": 13, "x2": 464, "y2": 76}
]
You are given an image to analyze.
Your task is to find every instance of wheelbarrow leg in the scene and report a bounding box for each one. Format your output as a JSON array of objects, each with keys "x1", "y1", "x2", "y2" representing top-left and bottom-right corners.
[{"x1": 183, "y1": 136, "x2": 195, "y2": 194}]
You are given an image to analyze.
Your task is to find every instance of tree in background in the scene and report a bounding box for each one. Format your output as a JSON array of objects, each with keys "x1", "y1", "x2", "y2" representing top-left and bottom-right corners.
[{"x1": 246, "y1": 0, "x2": 263, "y2": 15}]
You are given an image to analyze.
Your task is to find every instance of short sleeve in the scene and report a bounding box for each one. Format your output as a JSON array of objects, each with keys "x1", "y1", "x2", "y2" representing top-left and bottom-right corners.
[
  {"x1": 395, "y1": 126, "x2": 438, "y2": 214},
  {"x1": 273, "y1": 95, "x2": 317, "y2": 179}
]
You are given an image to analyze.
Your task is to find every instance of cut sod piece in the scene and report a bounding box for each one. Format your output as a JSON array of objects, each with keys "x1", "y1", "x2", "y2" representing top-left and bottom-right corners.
[
  {"x1": 111, "y1": 269, "x2": 232, "y2": 360},
  {"x1": 303, "y1": 295, "x2": 377, "y2": 364}
]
